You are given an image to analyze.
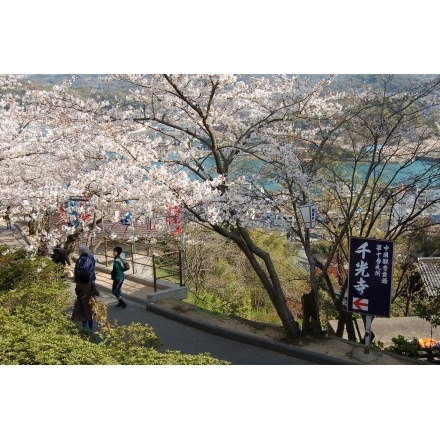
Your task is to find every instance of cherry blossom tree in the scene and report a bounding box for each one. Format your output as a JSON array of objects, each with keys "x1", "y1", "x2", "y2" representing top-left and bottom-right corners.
[
  {"x1": 95, "y1": 74, "x2": 337, "y2": 339},
  {"x1": 0, "y1": 75, "x2": 160, "y2": 251},
  {"x1": 100, "y1": 74, "x2": 440, "y2": 340},
  {"x1": 281, "y1": 75, "x2": 440, "y2": 340},
  {"x1": 1, "y1": 74, "x2": 331, "y2": 339},
  {"x1": 2, "y1": 74, "x2": 440, "y2": 342}
]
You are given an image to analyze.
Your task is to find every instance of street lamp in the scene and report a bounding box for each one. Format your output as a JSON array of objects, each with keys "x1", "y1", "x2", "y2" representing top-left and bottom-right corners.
[
  {"x1": 299, "y1": 202, "x2": 321, "y2": 336},
  {"x1": 299, "y1": 204, "x2": 317, "y2": 229}
]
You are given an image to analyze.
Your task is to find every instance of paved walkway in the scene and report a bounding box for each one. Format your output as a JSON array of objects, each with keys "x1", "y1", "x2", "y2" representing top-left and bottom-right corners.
[
  {"x1": 73, "y1": 284, "x2": 322, "y2": 364},
  {"x1": 76, "y1": 267, "x2": 348, "y2": 364},
  {"x1": 0, "y1": 224, "x2": 33, "y2": 248}
]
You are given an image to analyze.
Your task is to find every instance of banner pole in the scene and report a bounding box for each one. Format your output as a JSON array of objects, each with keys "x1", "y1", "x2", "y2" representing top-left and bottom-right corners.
[{"x1": 364, "y1": 314, "x2": 373, "y2": 354}]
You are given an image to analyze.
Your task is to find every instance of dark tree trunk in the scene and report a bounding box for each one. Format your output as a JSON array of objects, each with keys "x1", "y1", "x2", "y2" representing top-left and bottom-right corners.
[
  {"x1": 301, "y1": 293, "x2": 322, "y2": 337},
  {"x1": 212, "y1": 223, "x2": 302, "y2": 340},
  {"x1": 335, "y1": 309, "x2": 357, "y2": 341},
  {"x1": 64, "y1": 230, "x2": 81, "y2": 258},
  {"x1": 37, "y1": 239, "x2": 49, "y2": 257},
  {"x1": 28, "y1": 219, "x2": 38, "y2": 235}
]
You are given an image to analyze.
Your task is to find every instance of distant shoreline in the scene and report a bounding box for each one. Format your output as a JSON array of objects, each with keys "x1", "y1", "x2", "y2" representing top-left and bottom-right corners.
[{"x1": 355, "y1": 156, "x2": 440, "y2": 163}]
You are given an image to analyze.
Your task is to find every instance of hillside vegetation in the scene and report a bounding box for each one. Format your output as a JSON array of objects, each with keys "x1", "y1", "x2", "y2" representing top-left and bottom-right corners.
[{"x1": 0, "y1": 245, "x2": 227, "y2": 365}]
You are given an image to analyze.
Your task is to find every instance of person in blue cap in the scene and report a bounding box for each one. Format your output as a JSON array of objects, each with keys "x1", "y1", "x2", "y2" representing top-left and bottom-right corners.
[{"x1": 74, "y1": 244, "x2": 96, "y2": 285}]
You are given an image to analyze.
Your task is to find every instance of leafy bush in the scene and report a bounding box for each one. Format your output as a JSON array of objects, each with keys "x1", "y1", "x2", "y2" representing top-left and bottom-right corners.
[
  {"x1": 413, "y1": 293, "x2": 440, "y2": 328},
  {"x1": 0, "y1": 246, "x2": 228, "y2": 365},
  {"x1": 385, "y1": 335, "x2": 420, "y2": 358},
  {"x1": 184, "y1": 226, "x2": 305, "y2": 325}
]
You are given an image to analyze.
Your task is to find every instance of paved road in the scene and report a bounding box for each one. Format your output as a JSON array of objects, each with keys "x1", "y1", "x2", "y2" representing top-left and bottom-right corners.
[{"x1": 69, "y1": 282, "x2": 316, "y2": 365}]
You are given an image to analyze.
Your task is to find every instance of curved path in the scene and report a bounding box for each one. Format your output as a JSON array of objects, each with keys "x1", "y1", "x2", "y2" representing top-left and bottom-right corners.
[{"x1": 87, "y1": 286, "x2": 322, "y2": 364}]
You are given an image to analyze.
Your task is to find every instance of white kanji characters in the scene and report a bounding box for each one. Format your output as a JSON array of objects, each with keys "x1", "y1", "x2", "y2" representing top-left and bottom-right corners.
[
  {"x1": 355, "y1": 260, "x2": 370, "y2": 277},
  {"x1": 354, "y1": 277, "x2": 369, "y2": 295},
  {"x1": 355, "y1": 241, "x2": 371, "y2": 259}
]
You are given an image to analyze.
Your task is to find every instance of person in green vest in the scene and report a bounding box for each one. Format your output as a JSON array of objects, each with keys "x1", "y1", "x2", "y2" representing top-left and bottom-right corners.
[{"x1": 111, "y1": 246, "x2": 127, "y2": 308}]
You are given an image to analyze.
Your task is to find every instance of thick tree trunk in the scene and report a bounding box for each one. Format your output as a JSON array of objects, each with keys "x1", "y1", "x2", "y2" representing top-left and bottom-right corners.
[
  {"x1": 64, "y1": 230, "x2": 81, "y2": 258},
  {"x1": 28, "y1": 219, "x2": 38, "y2": 235},
  {"x1": 301, "y1": 293, "x2": 322, "y2": 337},
  {"x1": 37, "y1": 238, "x2": 49, "y2": 257},
  {"x1": 273, "y1": 301, "x2": 302, "y2": 340},
  {"x1": 216, "y1": 224, "x2": 302, "y2": 340},
  {"x1": 335, "y1": 309, "x2": 357, "y2": 341}
]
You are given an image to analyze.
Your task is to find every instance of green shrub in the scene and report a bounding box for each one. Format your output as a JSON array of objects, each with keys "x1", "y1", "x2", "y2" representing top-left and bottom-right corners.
[
  {"x1": 0, "y1": 246, "x2": 228, "y2": 365},
  {"x1": 385, "y1": 335, "x2": 420, "y2": 358}
]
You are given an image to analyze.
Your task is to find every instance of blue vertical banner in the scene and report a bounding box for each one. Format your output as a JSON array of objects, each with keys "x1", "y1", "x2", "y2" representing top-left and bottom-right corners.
[
  {"x1": 347, "y1": 236, "x2": 394, "y2": 318},
  {"x1": 121, "y1": 211, "x2": 133, "y2": 225},
  {"x1": 64, "y1": 200, "x2": 79, "y2": 227}
]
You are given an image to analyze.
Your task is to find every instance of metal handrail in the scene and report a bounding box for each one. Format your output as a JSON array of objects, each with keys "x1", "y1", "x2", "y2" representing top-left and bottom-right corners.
[{"x1": 94, "y1": 234, "x2": 183, "y2": 292}]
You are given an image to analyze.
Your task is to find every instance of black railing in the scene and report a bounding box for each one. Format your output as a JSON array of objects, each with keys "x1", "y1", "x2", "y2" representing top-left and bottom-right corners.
[
  {"x1": 86, "y1": 234, "x2": 184, "y2": 292},
  {"x1": 152, "y1": 250, "x2": 183, "y2": 292}
]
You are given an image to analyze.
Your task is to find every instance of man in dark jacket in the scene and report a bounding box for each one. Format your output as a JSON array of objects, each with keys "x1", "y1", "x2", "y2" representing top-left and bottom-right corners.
[{"x1": 52, "y1": 244, "x2": 71, "y2": 267}]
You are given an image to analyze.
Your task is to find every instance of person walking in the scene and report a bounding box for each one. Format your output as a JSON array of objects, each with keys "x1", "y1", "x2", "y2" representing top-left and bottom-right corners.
[
  {"x1": 52, "y1": 243, "x2": 71, "y2": 265},
  {"x1": 4, "y1": 206, "x2": 12, "y2": 230},
  {"x1": 74, "y1": 244, "x2": 96, "y2": 284},
  {"x1": 111, "y1": 246, "x2": 127, "y2": 308},
  {"x1": 71, "y1": 271, "x2": 100, "y2": 331},
  {"x1": 52, "y1": 243, "x2": 72, "y2": 278}
]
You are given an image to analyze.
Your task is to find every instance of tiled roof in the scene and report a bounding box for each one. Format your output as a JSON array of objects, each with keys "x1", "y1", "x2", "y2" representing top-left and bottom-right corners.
[
  {"x1": 51, "y1": 210, "x2": 181, "y2": 240},
  {"x1": 417, "y1": 257, "x2": 440, "y2": 297}
]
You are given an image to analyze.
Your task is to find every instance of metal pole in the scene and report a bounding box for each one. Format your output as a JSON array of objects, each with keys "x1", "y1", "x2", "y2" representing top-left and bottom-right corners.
[
  {"x1": 131, "y1": 242, "x2": 135, "y2": 274},
  {"x1": 180, "y1": 231, "x2": 186, "y2": 286},
  {"x1": 131, "y1": 209, "x2": 136, "y2": 273},
  {"x1": 364, "y1": 314, "x2": 373, "y2": 354},
  {"x1": 178, "y1": 250, "x2": 183, "y2": 286},
  {"x1": 304, "y1": 226, "x2": 320, "y2": 335},
  {"x1": 153, "y1": 254, "x2": 157, "y2": 292},
  {"x1": 104, "y1": 233, "x2": 108, "y2": 267}
]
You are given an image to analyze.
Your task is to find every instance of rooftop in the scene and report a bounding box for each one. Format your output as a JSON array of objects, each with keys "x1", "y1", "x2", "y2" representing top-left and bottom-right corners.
[{"x1": 417, "y1": 257, "x2": 440, "y2": 296}]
